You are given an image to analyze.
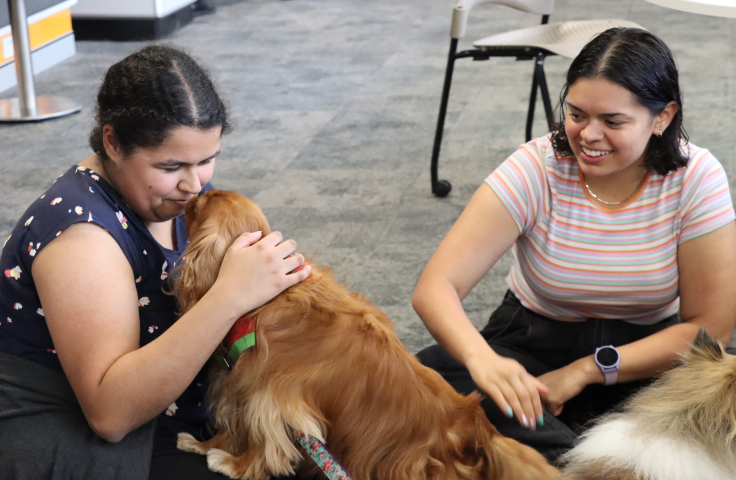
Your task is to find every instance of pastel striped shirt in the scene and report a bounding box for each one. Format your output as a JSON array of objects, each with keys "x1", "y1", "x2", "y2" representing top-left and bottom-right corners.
[{"x1": 486, "y1": 135, "x2": 735, "y2": 324}]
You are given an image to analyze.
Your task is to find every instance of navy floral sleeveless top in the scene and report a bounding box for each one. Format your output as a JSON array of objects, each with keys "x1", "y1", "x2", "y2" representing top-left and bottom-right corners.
[{"x1": 0, "y1": 165, "x2": 211, "y2": 437}]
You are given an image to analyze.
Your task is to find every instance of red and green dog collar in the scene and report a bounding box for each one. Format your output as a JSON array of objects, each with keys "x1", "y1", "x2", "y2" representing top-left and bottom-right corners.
[
  {"x1": 214, "y1": 314, "x2": 256, "y2": 370},
  {"x1": 226, "y1": 315, "x2": 256, "y2": 363}
]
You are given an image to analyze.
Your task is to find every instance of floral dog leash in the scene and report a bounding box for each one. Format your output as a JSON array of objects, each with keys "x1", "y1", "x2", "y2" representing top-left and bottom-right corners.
[
  {"x1": 294, "y1": 432, "x2": 352, "y2": 480},
  {"x1": 216, "y1": 316, "x2": 353, "y2": 480}
]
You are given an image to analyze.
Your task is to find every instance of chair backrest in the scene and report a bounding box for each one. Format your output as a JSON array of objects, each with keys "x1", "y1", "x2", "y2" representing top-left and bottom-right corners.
[{"x1": 450, "y1": 0, "x2": 555, "y2": 39}]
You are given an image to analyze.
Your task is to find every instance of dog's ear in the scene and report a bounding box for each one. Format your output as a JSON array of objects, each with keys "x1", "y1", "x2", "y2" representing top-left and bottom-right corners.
[
  {"x1": 691, "y1": 327, "x2": 724, "y2": 362},
  {"x1": 171, "y1": 229, "x2": 230, "y2": 314},
  {"x1": 184, "y1": 194, "x2": 206, "y2": 235}
]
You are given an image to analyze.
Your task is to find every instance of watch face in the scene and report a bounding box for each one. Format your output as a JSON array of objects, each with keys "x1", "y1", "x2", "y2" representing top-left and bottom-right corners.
[{"x1": 596, "y1": 347, "x2": 619, "y2": 367}]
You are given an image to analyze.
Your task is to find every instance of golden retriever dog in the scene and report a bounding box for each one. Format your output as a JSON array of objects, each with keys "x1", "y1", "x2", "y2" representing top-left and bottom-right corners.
[
  {"x1": 557, "y1": 328, "x2": 736, "y2": 480},
  {"x1": 171, "y1": 190, "x2": 558, "y2": 480}
]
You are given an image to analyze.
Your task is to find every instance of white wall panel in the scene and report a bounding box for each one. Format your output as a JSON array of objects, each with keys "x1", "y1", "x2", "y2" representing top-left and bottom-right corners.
[
  {"x1": 0, "y1": 33, "x2": 75, "y2": 93},
  {"x1": 156, "y1": 0, "x2": 195, "y2": 17},
  {"x1": 71, "y1": 0, "x2": 156, "y2": 18}
]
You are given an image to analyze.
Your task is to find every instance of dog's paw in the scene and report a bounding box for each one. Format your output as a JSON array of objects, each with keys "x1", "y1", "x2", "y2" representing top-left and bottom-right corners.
[
  {"x1": 207, "y1": 448, "x2": 277, "y2": 480},
  {"x1": 207, "y1": 448, "x2": 245, "y2": 479},
  {"x1": 177, "y1": 432, "x2": 209, "y2": 455}
]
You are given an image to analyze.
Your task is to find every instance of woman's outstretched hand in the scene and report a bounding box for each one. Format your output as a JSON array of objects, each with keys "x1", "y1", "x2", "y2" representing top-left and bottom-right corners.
[
  {"x1": 466, "y1": 351, "x2": 549, "y2": 430},
  {"x1": 212, "y1": 230, "x2": 312, "y2": 317}
]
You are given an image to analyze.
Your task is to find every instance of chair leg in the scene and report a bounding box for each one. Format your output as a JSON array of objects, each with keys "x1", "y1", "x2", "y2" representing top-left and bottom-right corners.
[
  {"x1": 526, "y1": 15, "x2": 551, "y2": 141},
  {"x1": 534, "y1": 55, "x2": 555, "y2": 133},
  {"x1": 430, "y1": 38, "x2": 458, "y2": 198},
  {"x1": 525, "y1": 65, "x2": 539, "y2": 143}
]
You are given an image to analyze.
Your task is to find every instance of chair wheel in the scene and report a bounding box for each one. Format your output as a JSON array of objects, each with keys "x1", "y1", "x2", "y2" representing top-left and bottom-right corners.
[{"x1": 432, "y1": 180, "x2": 452, "y2": 197}]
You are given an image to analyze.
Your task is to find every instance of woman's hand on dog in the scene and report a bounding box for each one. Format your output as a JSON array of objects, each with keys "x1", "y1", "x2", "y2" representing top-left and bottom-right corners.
[
  {"x1": 467, "y1": 352, "x2": 548, "y2": 430},
  {"x1": 211, "y1": 230, "x2": 312, "y2": 319}
]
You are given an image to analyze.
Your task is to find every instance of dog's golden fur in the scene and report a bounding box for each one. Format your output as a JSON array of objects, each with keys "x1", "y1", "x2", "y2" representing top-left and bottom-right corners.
[
  {"x1": 558, "y1": 328, "x2": 736, "y2": 480},
  {"x1": 171, "y1": 190, "x2": 558, "y2": 480}
]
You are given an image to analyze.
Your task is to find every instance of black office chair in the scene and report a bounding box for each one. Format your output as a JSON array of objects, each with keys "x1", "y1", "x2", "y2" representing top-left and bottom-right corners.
[{"x1": 430, "y1": 0, "x2": 643, "y2": 197}]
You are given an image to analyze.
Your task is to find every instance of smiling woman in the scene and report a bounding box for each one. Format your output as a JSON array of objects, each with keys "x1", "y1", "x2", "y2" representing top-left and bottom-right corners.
[
  {"x1": 413, "y1": 27, "x2": 736, "y2": 462},
  {"x1": 0, "y1": 45, "x2": 311, "y2": 480},
  {"x1": 563, "y1": 78, "x2": 676, "y2": 206},
  {"x1": 551, "y1": 28, "x2": 686, "y2": 208}
]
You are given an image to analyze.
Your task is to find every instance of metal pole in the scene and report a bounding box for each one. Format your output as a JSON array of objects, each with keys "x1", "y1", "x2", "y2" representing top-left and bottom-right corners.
[
  {"x1": 0, "y1": 0, "x2": 81, "y2": 122},
  {"x1": 8, "y1": 0, "x2": 36, "y2": 117}
]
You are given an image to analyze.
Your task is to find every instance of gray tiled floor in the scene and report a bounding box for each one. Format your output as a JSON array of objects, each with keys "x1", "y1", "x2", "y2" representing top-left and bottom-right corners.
[{"x1": 1, "y1": 0, "x2": 735, "y2": 351}]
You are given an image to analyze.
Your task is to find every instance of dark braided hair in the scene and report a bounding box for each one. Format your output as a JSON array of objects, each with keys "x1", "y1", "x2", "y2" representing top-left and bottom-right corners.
[
  {"x1": 89, "y1": 44, "x2": 231, "y2": 159},
  {"x1": 550, "y1": 28, "x2": 688, "y2": 176}
]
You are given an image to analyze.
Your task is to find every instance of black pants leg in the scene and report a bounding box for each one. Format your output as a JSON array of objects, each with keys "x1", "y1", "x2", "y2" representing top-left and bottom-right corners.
[
  {"x1": 416, "y1": 291, "x2": 679, "y2": 463},
  {"x1": 416, "y1": 342, "x2": 578, "y2": 462}
]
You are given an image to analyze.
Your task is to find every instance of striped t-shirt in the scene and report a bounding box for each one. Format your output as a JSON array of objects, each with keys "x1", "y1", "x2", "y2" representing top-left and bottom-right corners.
[{"x1": 486, "y1": 135, "x2": 735, "y2": 324}]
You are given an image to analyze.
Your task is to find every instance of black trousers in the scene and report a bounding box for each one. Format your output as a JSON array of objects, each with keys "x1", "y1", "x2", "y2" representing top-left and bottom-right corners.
[{"x1": 416, "y1": 291, "x2": 679, "y2": 462}]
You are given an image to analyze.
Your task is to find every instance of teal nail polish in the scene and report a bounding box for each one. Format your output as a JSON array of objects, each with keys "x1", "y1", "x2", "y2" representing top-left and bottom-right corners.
[
  {"x1": 506, "y1": 406, "x2": 513, "y2": 418},
  {"x1": 538, "y1": 414, "x2": 544, "y2": 427}
]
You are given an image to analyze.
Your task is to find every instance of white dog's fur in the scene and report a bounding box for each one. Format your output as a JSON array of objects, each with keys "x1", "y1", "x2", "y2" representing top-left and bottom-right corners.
[{"x1": 561, "y1": 417, "x2": 734, "y2": 480}]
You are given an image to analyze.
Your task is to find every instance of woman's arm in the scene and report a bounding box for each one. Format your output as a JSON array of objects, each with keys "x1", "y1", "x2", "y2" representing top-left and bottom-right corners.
[
  {"x1": 33, "y1": 223, "x2": 310, "y2": 442},
  {"x1": 539, "y1": 221, "x2": 736, "y2": 415},
  {"x1": 412, "y1": 184, "x2": 547, "y2": 429}
]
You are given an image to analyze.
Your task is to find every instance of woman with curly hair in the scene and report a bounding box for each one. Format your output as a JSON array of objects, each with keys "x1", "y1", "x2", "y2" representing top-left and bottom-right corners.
[{"x1": 0, "y1": 45, "x2": 311, "y2": 479}]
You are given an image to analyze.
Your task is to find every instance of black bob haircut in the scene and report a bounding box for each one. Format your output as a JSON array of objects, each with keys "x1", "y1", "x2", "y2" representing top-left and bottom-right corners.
[{"x1": 550, "y1": 28, "x2": 688, "y2": 176}]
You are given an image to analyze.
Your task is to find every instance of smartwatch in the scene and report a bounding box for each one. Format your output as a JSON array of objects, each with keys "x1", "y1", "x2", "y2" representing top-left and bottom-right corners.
[{"x1": 594, "y1": 345, "x2": 620, "y2": 386}]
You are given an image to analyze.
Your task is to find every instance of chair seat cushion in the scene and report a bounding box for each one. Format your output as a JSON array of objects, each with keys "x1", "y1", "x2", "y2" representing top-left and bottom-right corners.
[{"x1": 473, "y1": 19, "x2": 644, "y2": 59}]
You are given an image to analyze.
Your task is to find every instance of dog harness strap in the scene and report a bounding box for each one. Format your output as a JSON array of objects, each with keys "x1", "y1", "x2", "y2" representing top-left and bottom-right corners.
[{"x1": 295, "y1": 433, "x2": 353, "y2": 480}]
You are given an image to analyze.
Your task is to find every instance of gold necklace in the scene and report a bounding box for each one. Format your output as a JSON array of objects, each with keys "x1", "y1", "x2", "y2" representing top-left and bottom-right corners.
[{"x1": 584, "y1": 173, "x2": 647, "y2": 206}]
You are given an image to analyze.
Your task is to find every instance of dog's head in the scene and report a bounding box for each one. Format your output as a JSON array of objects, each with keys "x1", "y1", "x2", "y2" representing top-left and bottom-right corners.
[
  {"x1": 678, "y1": 328, "x2": 736, "y2": 442},
  {"x1": 183, "y1": 190, "x2": 271, "y2": 242},
  {"x1": 685, "y1": 327, "x2": 731, "y2": 363},
  {"x1": 626, "y1": 328, "x2": 736, "y2": 449},
  {"x1": 172, "y1": 190, "x2": 271, "y2": 313},
  {"x1": 676, "y1": 328, "x2": 736, "y2": 407}
]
